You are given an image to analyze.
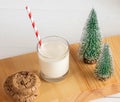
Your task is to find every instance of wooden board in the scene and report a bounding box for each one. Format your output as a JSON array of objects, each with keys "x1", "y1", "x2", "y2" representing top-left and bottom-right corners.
[{"x1": 0, "y1": 35, "x2": 120, "y2": 102}]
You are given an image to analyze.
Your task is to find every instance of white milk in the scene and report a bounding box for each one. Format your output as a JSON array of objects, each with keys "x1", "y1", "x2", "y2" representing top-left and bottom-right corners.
[{"x1": 38, "y1": 41, "x2": 69, "y2": 78}]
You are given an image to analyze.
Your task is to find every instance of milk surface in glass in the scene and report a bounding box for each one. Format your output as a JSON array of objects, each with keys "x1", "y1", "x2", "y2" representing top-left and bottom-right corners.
[{"x1": 37, "y1": 36, "x2": 69, "y2": 82}]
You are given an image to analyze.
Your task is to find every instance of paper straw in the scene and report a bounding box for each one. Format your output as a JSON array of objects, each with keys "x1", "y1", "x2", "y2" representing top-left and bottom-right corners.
[{"x1": 25, "y1": 6, "x2": 42, "y2": 46}]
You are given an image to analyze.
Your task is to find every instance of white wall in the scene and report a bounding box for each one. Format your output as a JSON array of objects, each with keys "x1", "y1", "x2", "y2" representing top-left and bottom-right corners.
[{"x1": 0, "y1": 0, "x2": 120, "y2": 59}]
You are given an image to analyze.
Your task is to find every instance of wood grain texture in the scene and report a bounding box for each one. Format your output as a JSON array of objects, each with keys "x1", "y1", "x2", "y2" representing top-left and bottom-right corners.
[{"x1": 0, "y1": 35, "x2": 120, "y2": 102}]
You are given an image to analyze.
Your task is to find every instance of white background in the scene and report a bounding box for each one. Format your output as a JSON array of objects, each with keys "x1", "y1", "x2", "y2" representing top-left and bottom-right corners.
[{"x1": 0, "y1": 0, "x2": 120, "y2": 101}]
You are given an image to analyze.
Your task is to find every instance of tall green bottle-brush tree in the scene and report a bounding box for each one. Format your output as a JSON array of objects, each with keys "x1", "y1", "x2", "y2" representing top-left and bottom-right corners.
[
  {"x1": 94, "y1": 43, "x2": 114, "y2": 81},
  {"x1": 79, "y1": 9, "x2": 102, "y2": 64}
]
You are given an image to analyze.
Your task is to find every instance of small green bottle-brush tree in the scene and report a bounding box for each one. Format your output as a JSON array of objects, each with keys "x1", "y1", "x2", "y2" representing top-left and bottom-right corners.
[
  {"x1": 94, "y1": 43, "x2": 114, "y2": 81},
  {"x1": 79, "y1": 9, "x2": 102, "y2": 64}
]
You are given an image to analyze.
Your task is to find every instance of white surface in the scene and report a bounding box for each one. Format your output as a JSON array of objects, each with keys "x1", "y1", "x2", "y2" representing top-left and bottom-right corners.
[{"x1": 0, "y1": 0, "x2": 120, "y2": 101}]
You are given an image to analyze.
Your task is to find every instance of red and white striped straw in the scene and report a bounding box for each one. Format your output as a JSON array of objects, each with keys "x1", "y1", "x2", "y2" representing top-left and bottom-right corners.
[{"x1": 25, "y1": 6, "x2": 42, "y2": 46}]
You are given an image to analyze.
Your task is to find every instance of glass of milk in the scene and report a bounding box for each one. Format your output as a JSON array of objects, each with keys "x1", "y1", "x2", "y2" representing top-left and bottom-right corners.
[{"x1": 37, "y1": 36, "x2": 69, "y2": 82}]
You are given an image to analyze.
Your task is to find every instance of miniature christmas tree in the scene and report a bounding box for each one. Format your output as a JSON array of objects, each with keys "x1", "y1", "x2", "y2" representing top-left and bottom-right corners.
[
  {"x1": 79, "y1": 9, "x2": 102, "y2": 64},
  {"x1": 94, "y1": 43, "x2": 114, "y2": 81}
]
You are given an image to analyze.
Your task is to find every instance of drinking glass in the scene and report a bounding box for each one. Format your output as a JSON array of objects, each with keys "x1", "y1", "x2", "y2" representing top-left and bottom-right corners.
[{"x1": 37, "y1": 36, "x2": 69, "y2": 82}]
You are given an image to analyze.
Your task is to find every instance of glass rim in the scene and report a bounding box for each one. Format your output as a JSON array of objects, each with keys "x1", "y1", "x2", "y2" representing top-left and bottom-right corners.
[{"x1": 37, "y1": 35, "x2": 69, "y2": 60}]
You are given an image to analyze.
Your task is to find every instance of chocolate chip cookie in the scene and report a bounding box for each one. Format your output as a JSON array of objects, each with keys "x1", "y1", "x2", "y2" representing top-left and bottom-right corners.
[{"x1": 4, "y1": 71, "x2": 41, "y2": 102}]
